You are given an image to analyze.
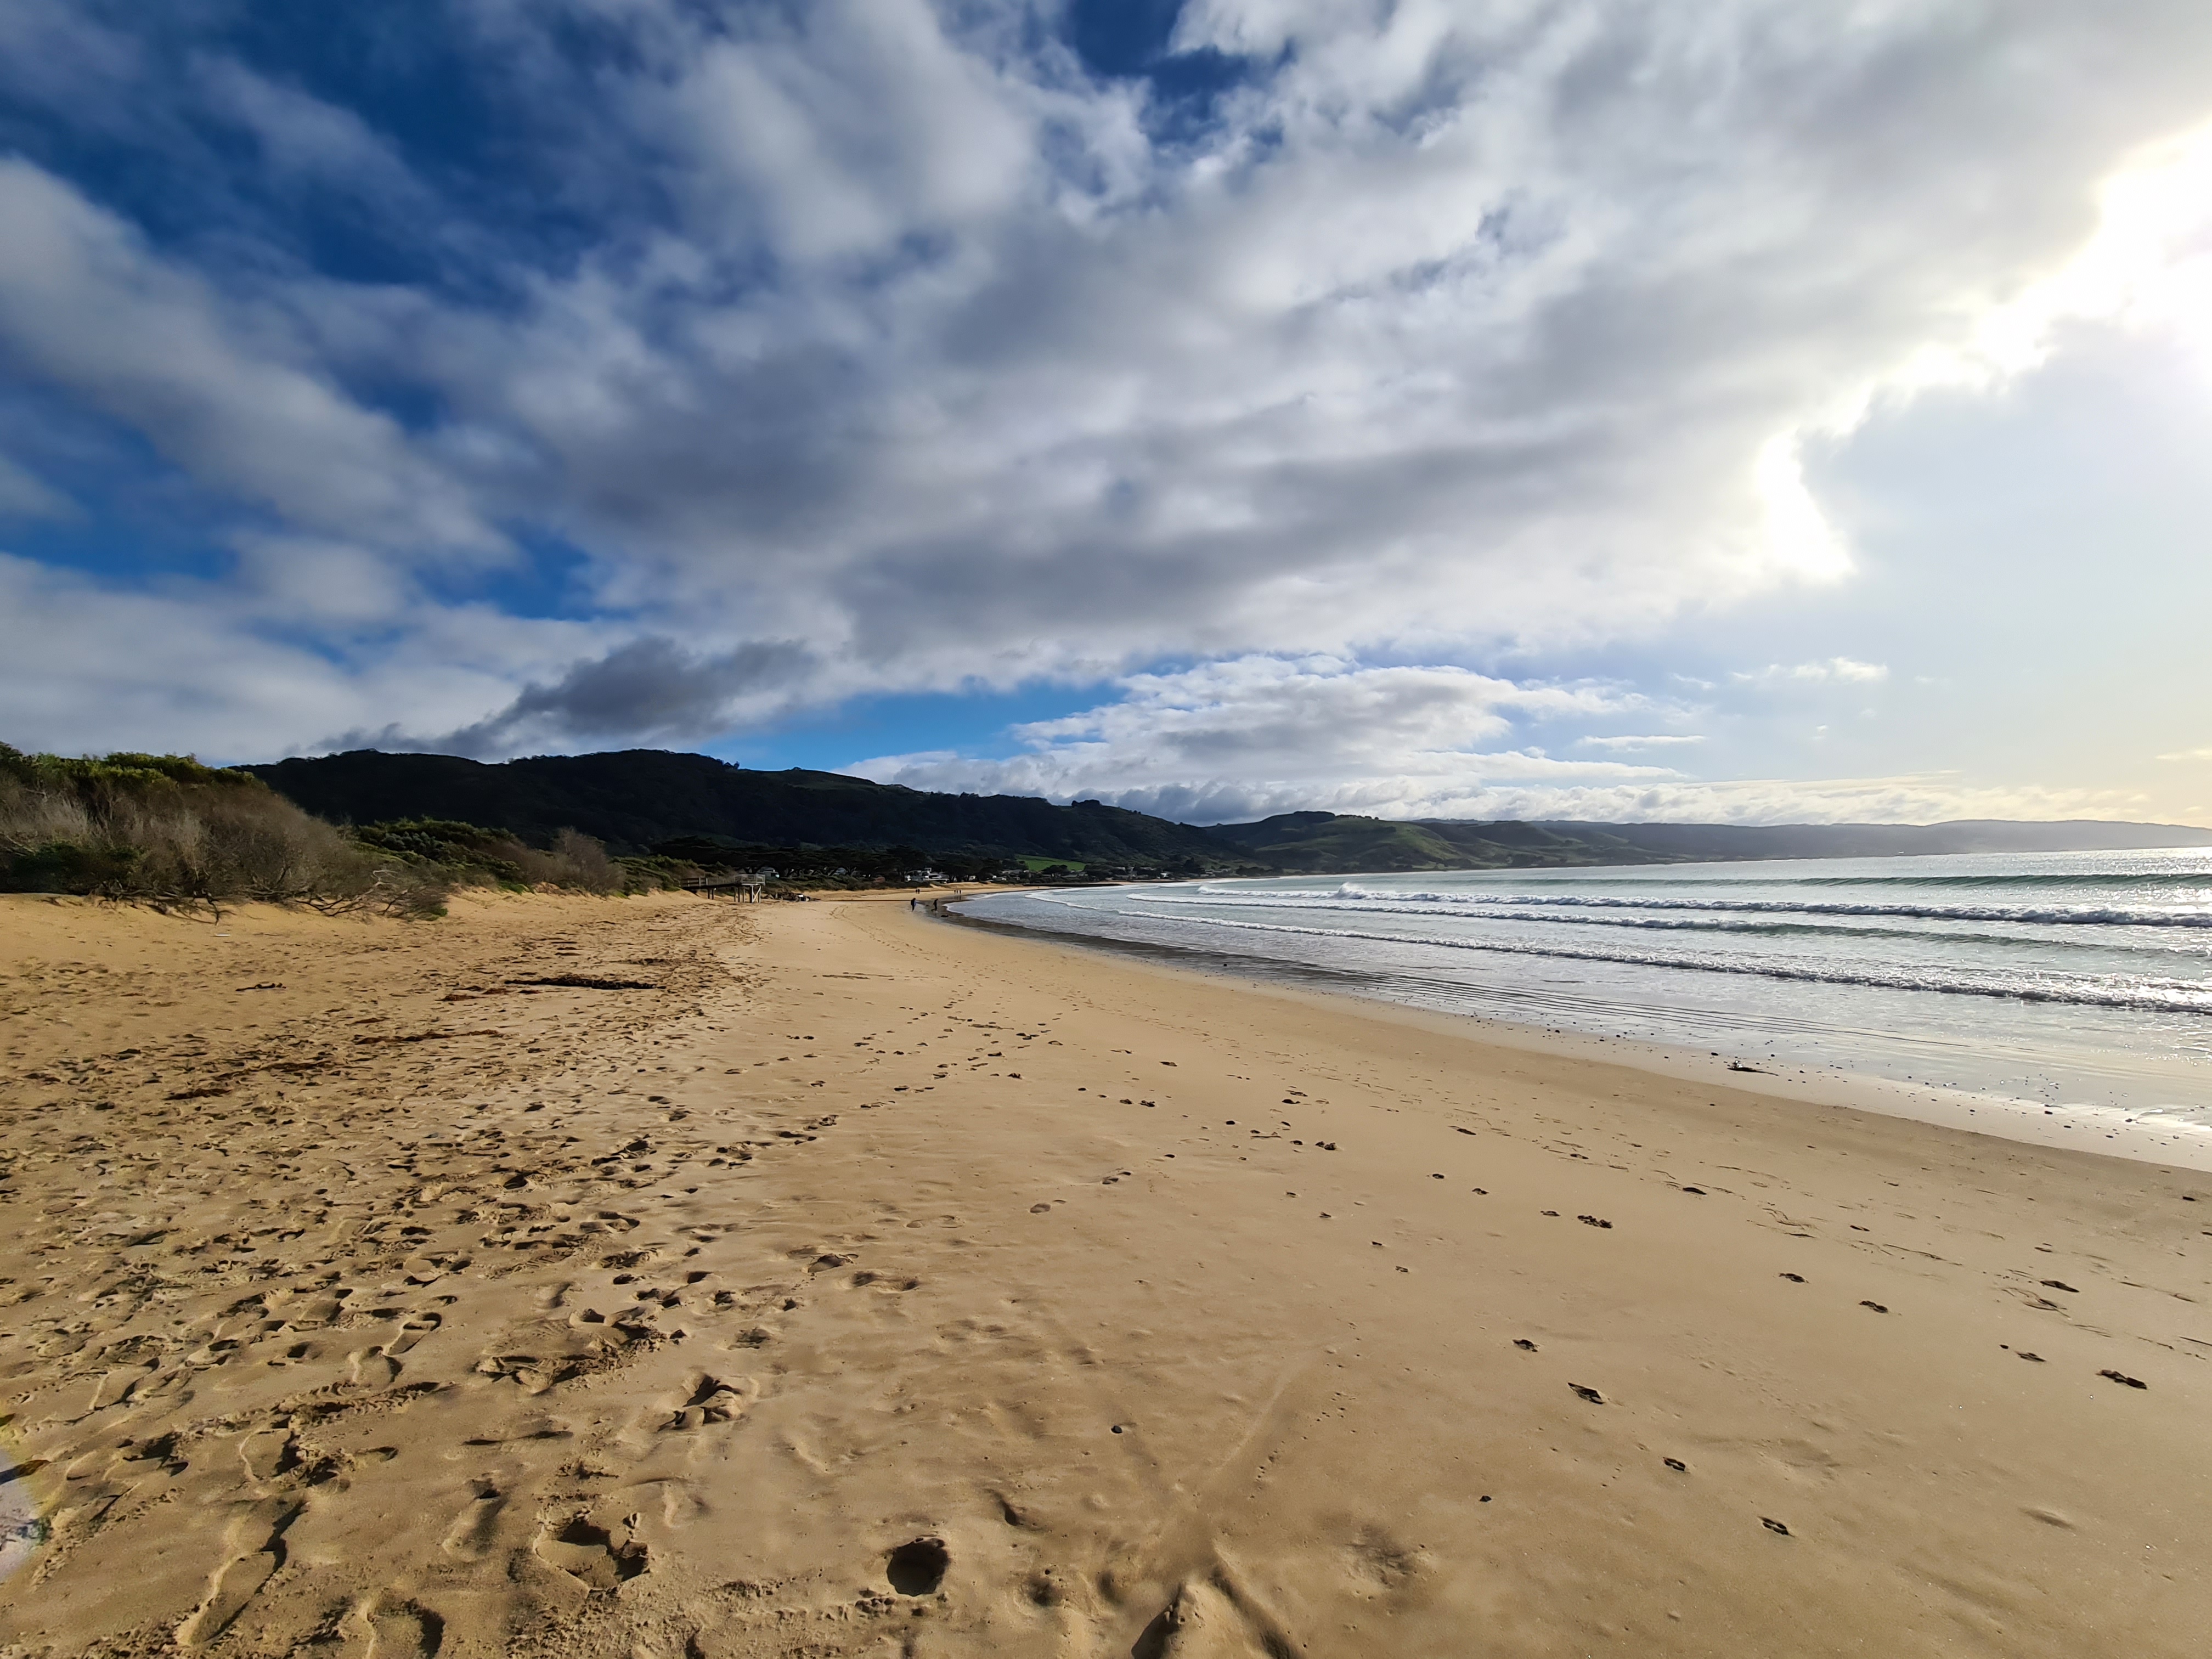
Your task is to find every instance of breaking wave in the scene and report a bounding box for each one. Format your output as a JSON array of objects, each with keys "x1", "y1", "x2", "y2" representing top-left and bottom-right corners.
[
  {"x1": 1092, "y1": 906, "x2": 2212, "y2": 1015},
  {"x1": 964, "y1": 849, "x2": 2212, "y2": 1121},
  {"x1": 1163, "y1": 883, "x2": 2212, "y2": 929}
]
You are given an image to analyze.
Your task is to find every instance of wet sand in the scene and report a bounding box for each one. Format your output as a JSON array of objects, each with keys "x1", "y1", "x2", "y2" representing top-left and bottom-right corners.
[{"x1": 2, "y1": 890, "x2": 2208, "y2": 1657}]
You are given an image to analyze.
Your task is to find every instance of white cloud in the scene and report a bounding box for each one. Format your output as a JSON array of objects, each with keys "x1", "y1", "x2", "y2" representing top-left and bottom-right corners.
[
  {"x1": 1738, "y1": 657, "x2": 1890, "y2": 685},
  {"x1": 1, "y1": 1, "x2": 2210, "y2": 785},
  {"x1": 853, "y1": 666, "x2": 2162, "y2": 826},
  {"x1": 647, "y1": 0, "x2": 1040, "y2": 265},
  {"x1": 1876, "y1": 120, "x2": 2212, "y2": 399},
  {"x1": 2157, "y1": 746, "x2": 2212, "y2": 762},
  {"x1": 1576, "y1": 734, "x2": 1706, "y2": 751},
  {"x1": 191, "y1": 55, "x2": 425, "y2": 202},
  {"x1": 847, "y1": 654, "x2": 2155, "y2": 827},
  {"x1": 850, "y1": 655, "x2": 1681, "y2": 821},
  {"x1": 227, "y1": 535, "x2": 417, "y2": 627},
  {"x1": 0, "y1": 555, "x2": 406, "y2": 759},
  {"x1": 0, "y1": 451, "x2": 71, "y2": 520},
  {"x1": 0, "y1": 160, "x2": 496, "y2": 554},
  {"x1": 0, "y1": 551, "x2": 625, "y2": 763},
  {"x1": 427, "y1": 0, "x2": 2212, "y2": 732}
]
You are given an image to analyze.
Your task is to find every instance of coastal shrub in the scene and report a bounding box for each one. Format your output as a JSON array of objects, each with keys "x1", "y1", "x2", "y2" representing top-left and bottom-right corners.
[
  {"x1": 0, "y1": 743, "x2": 417, "y2": 912},
  {"x1": 548, "y1": 826, "x2": 623, "y2": 893},
  {"x1": 0, "y1": 744, "x2": 656, "y2": 915},
  {"x1": 0, "y1": 741, "x2": 860, "y2": 913},
  {"x1": 608, "y1": 853, "x2": 704, "y2": 894},
  {"x1": 351, "y1": 819, "x2": 528, "y2": 886},
  {"x1": 647, "y1": 836, "x2": 1015, "y2": 887},
  {"x1": 349, "y1": 817, "x2": 627, "y2": 894}
]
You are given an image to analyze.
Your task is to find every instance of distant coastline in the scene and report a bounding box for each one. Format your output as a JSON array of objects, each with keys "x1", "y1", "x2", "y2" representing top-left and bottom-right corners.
[
  {"x1": 238, "y1": 745, "x2": 2212, "y2": 877},
  {"x1": 960, "y1": 847, "x2": 2212, "y2": 1135}
]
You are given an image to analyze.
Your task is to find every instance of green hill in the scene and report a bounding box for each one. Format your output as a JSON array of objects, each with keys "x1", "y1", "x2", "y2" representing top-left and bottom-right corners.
[
  {"x1": 242, "y1": 749, "x2": 1239, "y2": 870},
  {"x1": 1198, "y1": 813, "x2": 1675, "y2": 872},
  {"x1": 241, "y1": 748, "x2": 2212, "y2": 877},
  {"x1": 1202, "y1": 811, "x2": 2212, "y2": 872}
]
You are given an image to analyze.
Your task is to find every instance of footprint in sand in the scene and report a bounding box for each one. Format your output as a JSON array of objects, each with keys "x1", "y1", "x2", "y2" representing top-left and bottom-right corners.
[
  {"x1": 237, "y1": 1427, "x2": 296, "y2": 1487},
  {"x1": 651, "y1": 1480, "x2": 708, "y2": 1529},
  {"x1": 663, "y1": 1370, "x2": 754, "y2": 1431},
  {"x1": 174, "y1": 1498, "x2": 301, "y2": 1649},
  {"x1": 176, "y1": 1556, "x2": 280, "y2": 1649},
  {"x1": 439, "y1": 1477, "x2": 506, "y2": 1560},
  {"x1": 534, "y1": 1513, "x2": 649, "y2": 1589},
  {"x1": 348, "y1": 1347, "x2": 401, "y2": 1389},
  {"x1": 87, "y1": 1362, "x2": 155, "y2": 1412},
  {"x1": 386, "y1": 1311, "x2": 442, "y2": 1355},
  {"x1": 1345, "y1": 1526, "x2": 1428, "y2": 1593},
  {"x1": 355, "y1": 1596, "x2": 443, "y2": 1659}
]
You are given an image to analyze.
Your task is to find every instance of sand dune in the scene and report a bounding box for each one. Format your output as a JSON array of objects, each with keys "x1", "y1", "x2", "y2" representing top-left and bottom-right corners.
[{"x1": 2, "y1": 890, "x2": 2207, "y2": 1656}]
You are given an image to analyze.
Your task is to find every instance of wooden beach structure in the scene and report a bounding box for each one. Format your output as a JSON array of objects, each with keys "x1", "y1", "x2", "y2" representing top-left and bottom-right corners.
[{"x1": 679, "y1": 872, "x2": 768, "y2": 901}]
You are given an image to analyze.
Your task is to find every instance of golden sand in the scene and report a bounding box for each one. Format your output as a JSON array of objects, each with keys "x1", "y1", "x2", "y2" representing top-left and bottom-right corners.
[{"x1": 2, "y1": 890, "x2": 2207, "y2": 1657}]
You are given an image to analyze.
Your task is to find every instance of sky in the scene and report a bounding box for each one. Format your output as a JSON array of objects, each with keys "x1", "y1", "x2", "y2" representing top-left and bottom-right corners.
[{"x1": 2, "y1": 0, "x2": 2210, "y2": 827}]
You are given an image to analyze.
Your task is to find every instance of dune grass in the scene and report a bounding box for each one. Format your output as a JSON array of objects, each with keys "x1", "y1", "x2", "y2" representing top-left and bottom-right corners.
[{"x1": 0, "y1": 745, "x2": 645, "y2": 917}]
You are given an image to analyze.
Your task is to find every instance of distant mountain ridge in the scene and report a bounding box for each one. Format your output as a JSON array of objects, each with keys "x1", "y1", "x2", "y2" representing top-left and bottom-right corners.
[
  {"x1": 1202, "y1": 811, "x2": 2212, "y2": 872},
  {"x1": 241, "y1": 748, "x2": 2212, "y2": 874},
  {"x1": 243, "y1": 748, "x2": 1232, "y2": 868}
]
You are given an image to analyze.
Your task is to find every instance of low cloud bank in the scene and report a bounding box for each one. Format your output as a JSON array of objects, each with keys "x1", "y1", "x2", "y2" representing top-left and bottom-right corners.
[{"x1": 847, "y1": 657, "x2": 2148, "y2": 826}]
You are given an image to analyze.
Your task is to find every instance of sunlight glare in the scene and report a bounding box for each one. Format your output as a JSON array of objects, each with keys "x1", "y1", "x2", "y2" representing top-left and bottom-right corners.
[{"x1": 1753, "y1": 435, "x2": 1854, "y2": 582}]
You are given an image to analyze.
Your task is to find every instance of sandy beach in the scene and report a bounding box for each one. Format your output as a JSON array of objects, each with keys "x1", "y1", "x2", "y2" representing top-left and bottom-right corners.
[{"x1": 3, "y1": 889, "x2": 2209, "y2": 1658}]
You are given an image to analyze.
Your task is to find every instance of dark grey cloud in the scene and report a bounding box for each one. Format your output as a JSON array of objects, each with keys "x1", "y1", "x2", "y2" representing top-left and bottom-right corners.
[{"x1": 337, "y1": 635, "x2": 815, "y2": 759}]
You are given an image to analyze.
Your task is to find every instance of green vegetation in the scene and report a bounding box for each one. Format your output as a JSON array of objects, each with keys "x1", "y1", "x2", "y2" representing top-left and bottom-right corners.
[
  {"x1": 1200, "y1": 812, "x2": 1673, "y2": 873},
  {"x1": 243, "y1": 749, "x2": 1245, "y2": 869},
  {"x1": 230, "y1": 749, "x2": 1684, "y2": 875},
  {"x1": 0, "y1": 744, "x2": 411, "y2": 912},
  {"x1": 1203, "y1": 811, "x2": 2212, "y2": 871},
  {"x1": 0, "y1": 745, "x2": 654, "y2": 915},
  {"x1": 652, "y1": 837, "x2": 1008, "y2": 888},
  {"x1": 19, "y1": 741, "x2": 2202, "y2": 911},
  {"x1": 350, "y1": 819, "x2": 626, "y2": 894}
]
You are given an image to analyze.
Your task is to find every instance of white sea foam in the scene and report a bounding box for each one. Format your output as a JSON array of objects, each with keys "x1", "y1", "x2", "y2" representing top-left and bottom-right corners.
[
  {"x1": 1091, "y1": 909, "x2": 2212, "y2": 1014},
  {"x1": 1165, "y1": 883, "x2": 2212, "y2": 928},
  {"x1": 972, "y1": 848, "x2": 2212, "y2": 1119}
]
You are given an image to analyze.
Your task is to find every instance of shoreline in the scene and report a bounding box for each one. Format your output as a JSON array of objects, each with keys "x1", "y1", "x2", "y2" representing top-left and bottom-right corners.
[
  {"x1": 4, "y1": 891, "x2": 2210, "y2": 1657},
  {"x1": 943, "y1": 890, "x2": 2212, "y2": 1175}
]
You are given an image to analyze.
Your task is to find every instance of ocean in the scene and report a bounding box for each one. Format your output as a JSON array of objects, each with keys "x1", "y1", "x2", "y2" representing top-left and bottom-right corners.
[{"x1": 957, "y1": 847, "x2": 2212, "y2": 1132}]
